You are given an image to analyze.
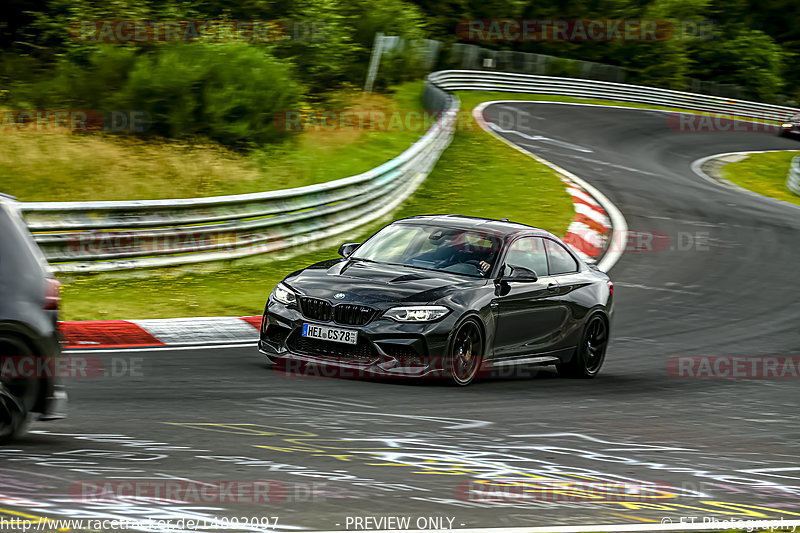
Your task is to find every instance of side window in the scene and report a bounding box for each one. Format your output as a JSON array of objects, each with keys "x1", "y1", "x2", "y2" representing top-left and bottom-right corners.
[
  {"x1": 504, "y1": 237, "x2": 548, "y2": 277},
  {"x1": 545, "y1": 239, "x2": 579, "y2": 275}
]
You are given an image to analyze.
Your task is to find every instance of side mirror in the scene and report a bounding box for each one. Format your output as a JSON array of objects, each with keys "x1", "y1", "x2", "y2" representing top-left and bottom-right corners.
[
  {"x1": 504, "y1": 264, "x2": 538, "y2": 282},
  {"x1": 338, "y1": 242, "x2": 360, "y2": 258}
]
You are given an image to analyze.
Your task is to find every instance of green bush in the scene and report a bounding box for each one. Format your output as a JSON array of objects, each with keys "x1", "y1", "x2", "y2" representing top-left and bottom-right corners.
[
  {"x1": 375, "y1": 47, "x2": 428, "y2": 89},
  {"x1": 14, "y1": 43, "x2": 299, "y2": 147},
  {"x1": 10, "y1": 46, "x2": 139, "y2": 109},
  {"x1": 690, "y1": 29, "x2": 785, "y2": 102},
  {"x1": 117, "y1": 43, "x2": 299, "y2": 146},
  {"x1": 545, "y1": 57, "x2": 580, "y2": 78}
]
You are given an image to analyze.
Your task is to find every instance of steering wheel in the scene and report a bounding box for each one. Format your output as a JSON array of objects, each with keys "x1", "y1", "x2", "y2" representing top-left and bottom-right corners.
[{"x1": 462, "y1": 259, "x2": 486, "y2": 275}]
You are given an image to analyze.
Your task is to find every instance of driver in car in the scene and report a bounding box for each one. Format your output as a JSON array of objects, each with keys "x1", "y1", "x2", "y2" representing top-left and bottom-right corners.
[{"x1": 413, "y1": 230, "x2": 498, "y2": 276}]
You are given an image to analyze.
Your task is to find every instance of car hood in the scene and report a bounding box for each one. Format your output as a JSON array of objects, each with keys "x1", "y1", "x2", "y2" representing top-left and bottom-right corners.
[{"x1": 284, "y1": 259, "x2": 484, "y2": 306}]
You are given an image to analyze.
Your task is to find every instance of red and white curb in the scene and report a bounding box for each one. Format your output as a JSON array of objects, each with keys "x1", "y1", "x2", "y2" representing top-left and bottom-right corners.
[
  {"x1": 473, "y1": 100, "x2": 627, "y2": 272},
  {"x1": 61, "y1": 316, "x2": 261, "y2": 349},
  {"x1": 562, "y1": 178, "x2": 612, "y2": 263}
]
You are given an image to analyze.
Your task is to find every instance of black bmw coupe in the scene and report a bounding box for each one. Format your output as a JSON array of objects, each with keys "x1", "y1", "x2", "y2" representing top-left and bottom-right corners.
[
  {"x1": 259, "y1": 215, "x2": 614, "y2": 385},
  {"x1": 779, "y1": 114, "x2": 800, "y2": 138}
]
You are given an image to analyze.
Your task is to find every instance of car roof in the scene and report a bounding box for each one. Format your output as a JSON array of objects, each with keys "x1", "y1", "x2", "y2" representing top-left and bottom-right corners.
[{"x1": 394, "y1": 214, "x2": 553, "y2": 238}]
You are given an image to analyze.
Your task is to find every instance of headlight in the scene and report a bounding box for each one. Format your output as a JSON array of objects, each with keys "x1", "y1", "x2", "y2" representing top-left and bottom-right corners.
[
  {"x1": 272, "y1": 282, "x2": 297, "y2": 305},
  {"x1": 782, "y1": 123, "x2": 793, "y2": 128},
  {"x1": 383, "y1": 306, "x2": 450, "y2": 322}
]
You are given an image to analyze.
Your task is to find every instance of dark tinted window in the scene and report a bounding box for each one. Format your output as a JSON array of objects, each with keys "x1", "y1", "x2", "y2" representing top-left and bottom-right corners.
[
  {"x1": 504, "y1": 237, "x2": 548, "y2": 276},
  {"x1": 545, "y1": 239, "x2": 579, "y2": 274}
]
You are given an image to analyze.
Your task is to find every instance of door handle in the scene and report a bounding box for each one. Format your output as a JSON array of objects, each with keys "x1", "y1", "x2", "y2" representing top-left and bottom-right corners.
[{"x1": 547, "y1": 283, "x2": 558, "y2": 291}]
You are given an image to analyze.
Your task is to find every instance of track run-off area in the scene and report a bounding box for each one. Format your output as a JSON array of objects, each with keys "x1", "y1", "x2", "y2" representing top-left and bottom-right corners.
[{"x1": 5, "y1": 103, "x2": 800, "y2": 533}]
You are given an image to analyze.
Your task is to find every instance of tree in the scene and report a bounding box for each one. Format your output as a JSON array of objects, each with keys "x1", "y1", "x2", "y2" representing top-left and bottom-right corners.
[{"x1": 690, "y1": 28, "x2": 785, "y2": 101}]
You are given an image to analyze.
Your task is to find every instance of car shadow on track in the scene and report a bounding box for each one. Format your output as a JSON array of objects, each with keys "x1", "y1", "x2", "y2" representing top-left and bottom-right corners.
[{"x1": 260, "y1": 359, "x2": 576, "y2": 388}]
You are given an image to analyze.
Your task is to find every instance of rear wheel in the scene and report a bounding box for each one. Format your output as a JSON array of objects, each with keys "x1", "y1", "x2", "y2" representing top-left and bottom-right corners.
[
  {"x1": 0, "y1": 336, "x2": 41, "y2": 442},
  {"x1": 446, "y1": 318, "x2": 484, "y2": 386},
  {"x1": 557, "y1": 314, "x2": 609, "y2": 379}
]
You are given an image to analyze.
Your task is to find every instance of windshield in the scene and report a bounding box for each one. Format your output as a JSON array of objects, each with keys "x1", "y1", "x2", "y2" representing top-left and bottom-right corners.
[{"x1": 353, "y1": 222, "x2": 503, "y2": 277}]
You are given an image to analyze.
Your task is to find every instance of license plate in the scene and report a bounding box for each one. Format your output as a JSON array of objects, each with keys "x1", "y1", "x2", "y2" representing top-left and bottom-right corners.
[{"x1": 302, "y1": 323, "x2": 358, "y2": 345}]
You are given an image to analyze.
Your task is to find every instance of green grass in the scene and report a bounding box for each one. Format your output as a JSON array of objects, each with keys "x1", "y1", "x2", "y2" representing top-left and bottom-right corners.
[
  {"x1": 720, "y1": 150, "x2": 800, "y2": 206},
  {"x1": 0, "y1": 83, "x2": 428, "y2": 202},
  {"x1": 58, "y1": 90, "x2": 577, "y2": 320}
]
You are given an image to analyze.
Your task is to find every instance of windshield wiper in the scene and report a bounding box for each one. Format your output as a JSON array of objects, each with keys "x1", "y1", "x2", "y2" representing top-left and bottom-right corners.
[
  {"x1": 350, "y1": 257, "x2": 482, "y2": 278},
  {"x1": 391, "y1": 261, "x2": 483, "y2": 278},
  {"x1": 349, "y1": 256, "x2": 379, "y2": 264}
]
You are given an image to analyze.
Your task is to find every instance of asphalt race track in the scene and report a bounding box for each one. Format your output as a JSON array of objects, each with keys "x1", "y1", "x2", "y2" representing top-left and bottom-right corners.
[{"x1": 6, "y1": 103, "x2": 800, "y2": 532}]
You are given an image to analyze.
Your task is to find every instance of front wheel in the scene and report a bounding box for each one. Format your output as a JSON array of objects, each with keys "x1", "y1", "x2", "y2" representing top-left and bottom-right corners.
[
  {"x1": 557, "y1": 314, "x2": 609, "y2": 379},
  {"x1": 446, "y1": 317, "x2": 484, "y2": 386},
  {"x1": 0, "y1": 336, "x2": 40, "y2": 443}
]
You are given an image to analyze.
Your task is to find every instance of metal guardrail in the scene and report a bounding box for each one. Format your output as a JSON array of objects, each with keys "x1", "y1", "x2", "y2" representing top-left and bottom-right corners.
[
  {"x1": 429, "y1": 70, "x2": 800, "y2": 122},
  {"x1": 788, "y1": 156, "x2": 800, "y2": 196},
  {"x1": 22, "y1": 80, "x2": 458, "y2": 272}
]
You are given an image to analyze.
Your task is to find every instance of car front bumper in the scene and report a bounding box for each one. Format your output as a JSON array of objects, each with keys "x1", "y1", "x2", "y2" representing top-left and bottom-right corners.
[{"x1": 258, "y1": 300, "x2": 459, "y2": 378}]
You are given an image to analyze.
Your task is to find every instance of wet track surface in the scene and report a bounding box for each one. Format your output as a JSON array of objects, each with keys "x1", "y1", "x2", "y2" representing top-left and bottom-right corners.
[{"x1": 5, "y1": 103, "x2": 800, "y2": 531}]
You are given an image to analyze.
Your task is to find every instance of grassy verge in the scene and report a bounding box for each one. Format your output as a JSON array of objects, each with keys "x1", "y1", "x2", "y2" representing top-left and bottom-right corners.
[
  {"x1": 59, "y1": 91, "x2": 577, "y2": 320},
  {"x1": 0, "y1": 83, "x2": 427, "y2": 201},
  {"x1": 720, "y1": 151, "x2": 800, "y2": 206}
]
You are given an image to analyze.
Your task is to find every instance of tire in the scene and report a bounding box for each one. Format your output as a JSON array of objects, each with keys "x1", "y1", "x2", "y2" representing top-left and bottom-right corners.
[
  {"x1": 557, "y1": 313, "x2": 609, "y2": 379},
  {"x1": 0, "y1": 336, "x2": 41, "y2": 443},
  {"x1": 445, "y1": 317, "x2": 484, "y2": 386}
]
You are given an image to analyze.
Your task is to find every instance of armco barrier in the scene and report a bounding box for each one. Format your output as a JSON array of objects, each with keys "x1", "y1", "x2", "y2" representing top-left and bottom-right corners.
[
  {"x1": 429, "y1": 70, "x2": 800, "y2": 122},
  {"x1": 21, "y1": 80, "x2": 458, "y2": 272},
  {"x1": 788, "y1": 156, "x2": 800, "y2": 196}
]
